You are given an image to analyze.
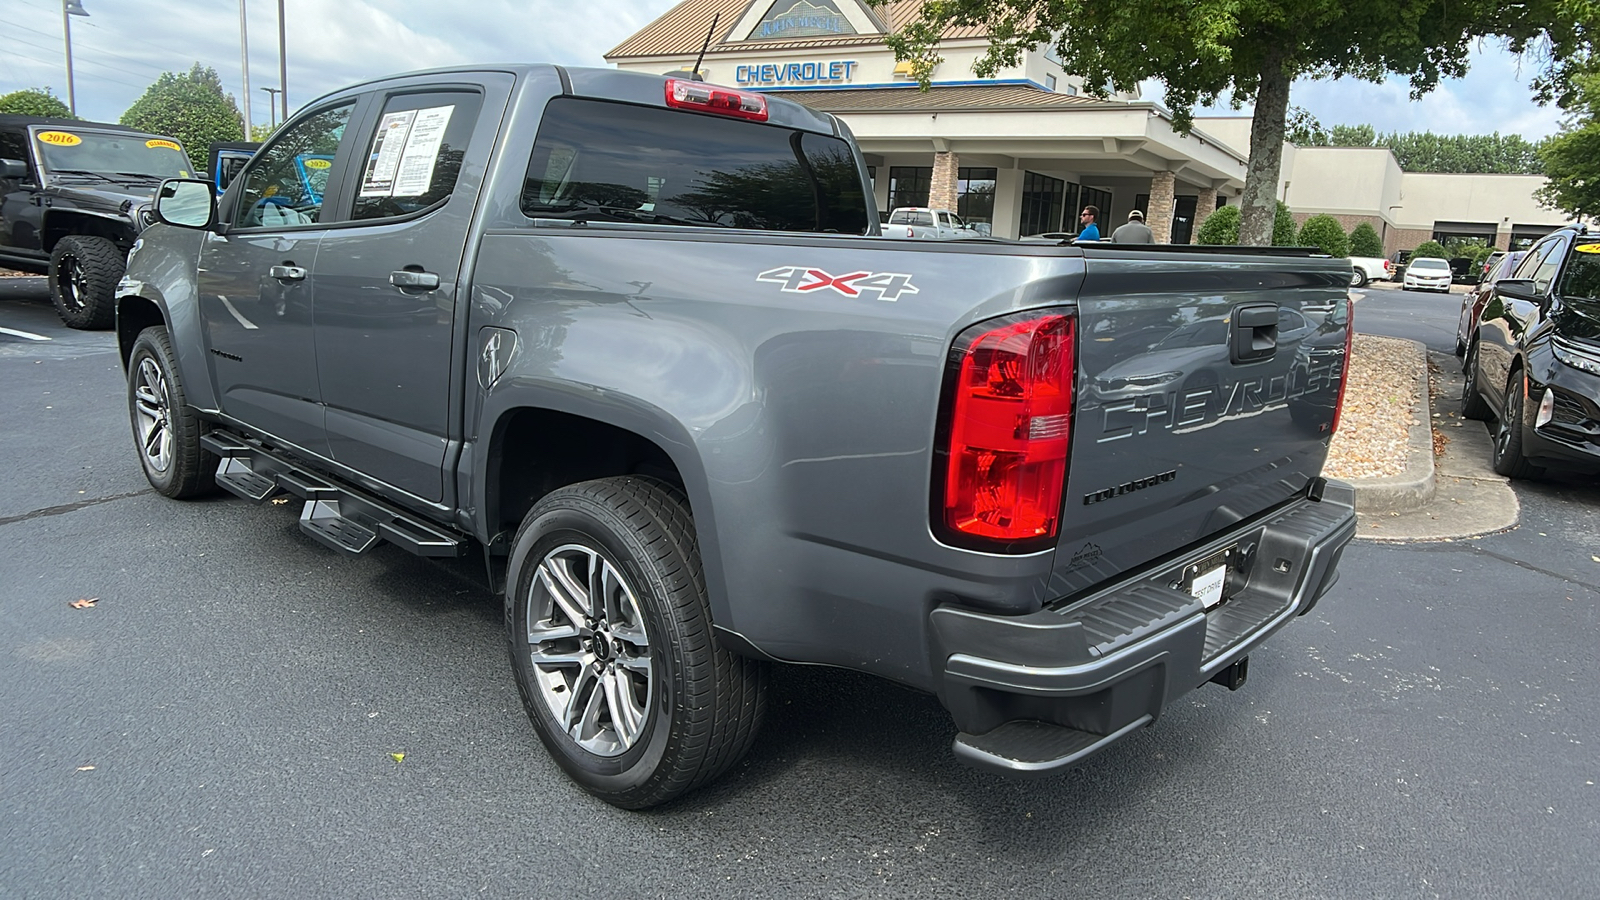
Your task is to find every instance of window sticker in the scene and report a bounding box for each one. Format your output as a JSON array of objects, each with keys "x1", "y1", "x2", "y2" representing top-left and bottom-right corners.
[
  {"x1": 390, "y1": 105, "x2": 454, "y2": 197},
  {"x1": 1574, "y1": 243, "x2": 1600, "y2": 255},
  {"x1": 360, "y1": 110, "x2": 418, "y2": 196},
  {"x1": 145, "y1": 138, "x2": 182, "y2": 151},
  {"x1": 36, "y1": 131, "x2": 81, "y2": 146},
  {"x1": 304, "y1": 157, "x2": 332, "y2": 170}
]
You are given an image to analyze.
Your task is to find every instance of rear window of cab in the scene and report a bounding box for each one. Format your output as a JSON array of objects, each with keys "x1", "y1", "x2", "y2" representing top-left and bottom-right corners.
[{"x1": 520, "y1": 97, "x2": 869, "y2": 235}]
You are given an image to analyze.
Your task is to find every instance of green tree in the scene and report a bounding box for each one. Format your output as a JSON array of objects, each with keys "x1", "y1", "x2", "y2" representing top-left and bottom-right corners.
[
  {"x1": 1297, "y1": 214, "x2": 1350, "y2": 257},
  {"x1": 0, "y1": 88, "x2": 74, "y2": 118},
  {"x1": 1286, "y1": 107, "x2": 1327, "y2": 145},
  {"x1": 1412, "y1": 240, "x2": 1449, "y2": 260},
  {"x1": 1330, "y1": 124, "x2": 1378, "y2": 146},
  {"x1": 877, "y1": 0, "x2": 1556, "y2": 246},
  {"x1": 1349, "y1": 222, "x2": 1384, "y2": 257},
  {"x1": 1195, "y1": 204, "x2": 1241, "y2": 244},
  {"x1": 1378, "y1": 131, "x2": 1545, "y2": 173},
  {"x1": 1272, "y1": 201, "x2": 1297, "y2": 246},
  {"x1": 1539, "y1": 67, "x2": 1600, "y2": 217},
  {"x1": 120, "y1": 63, "x2": 243, "y2": 169}
]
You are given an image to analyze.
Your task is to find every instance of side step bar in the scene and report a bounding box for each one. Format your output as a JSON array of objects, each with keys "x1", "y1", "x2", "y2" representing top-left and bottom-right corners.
[{"x1": 202, "y1": 431, "x2": 466, "y2": 559}]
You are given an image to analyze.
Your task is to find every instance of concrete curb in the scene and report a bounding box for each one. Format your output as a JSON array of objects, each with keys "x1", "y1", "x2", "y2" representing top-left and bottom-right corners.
[{"x1": 1347, "y1": 338, "x2": 1435, "y2": 514}]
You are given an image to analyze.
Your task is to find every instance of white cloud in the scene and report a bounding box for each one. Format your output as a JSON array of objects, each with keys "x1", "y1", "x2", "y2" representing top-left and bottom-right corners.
[{"x1": 0, "y1": 0, "x2": 669, "y2": 127}]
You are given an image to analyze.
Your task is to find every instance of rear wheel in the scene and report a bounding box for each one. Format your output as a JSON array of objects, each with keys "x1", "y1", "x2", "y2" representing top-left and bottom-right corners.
[
  {"x1": 1350, "y1": 268, "x2": 1369, "y2": 288},
  {"x1": 1460, "y1": 340, "x2": 1491, "y2": 421},
  {"x1": 505, "y1": 477, "x2": 768, "y2": 809},
  {"x1": 1491, "y1": 369, "x2": 1541, "y2": 479},
  {"x1": 50, "y1": 235, "x2": 123, "y2": 330}
]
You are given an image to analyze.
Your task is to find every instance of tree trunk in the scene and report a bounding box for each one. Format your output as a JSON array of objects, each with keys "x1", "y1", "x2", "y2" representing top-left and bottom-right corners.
[{"x1": 1239, "y1": 48, "x2": 1292, "y2": 246}]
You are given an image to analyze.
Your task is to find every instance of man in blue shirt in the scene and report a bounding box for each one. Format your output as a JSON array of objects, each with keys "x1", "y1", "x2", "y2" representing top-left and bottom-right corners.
[{"x1": 1077, "y1": 205, "x2": 1101, "y2": 241}]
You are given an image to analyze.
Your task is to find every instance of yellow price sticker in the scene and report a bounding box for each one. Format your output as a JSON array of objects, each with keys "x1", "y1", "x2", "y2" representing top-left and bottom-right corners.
[
  {"x1": 37, "y1": 131, "x2": 82, "y2": 146},
  {"x1": 303, "y1": 158, "x2": 332, "y2": 170},
  {"x1": 145, "y1": 139, "x2": 182, "y2": 151},
  {"x1": 1575, "y1": 243, "x2": 1600, "y2": 255}
]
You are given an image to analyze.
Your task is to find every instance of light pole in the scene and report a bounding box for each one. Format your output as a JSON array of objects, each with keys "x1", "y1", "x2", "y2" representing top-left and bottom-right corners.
[
  {"x1": 277, "y1": 0, "x2": 287, "y2": 123},
  {"x1": 239, "y1": 0, "x2": 252, "y2": 139},
  {"x1": 61, "y1": 0, "x2": 89, "y2": 116},
  {"x1": 260, "y1": 87, "x2": 281, "y2": 128}
]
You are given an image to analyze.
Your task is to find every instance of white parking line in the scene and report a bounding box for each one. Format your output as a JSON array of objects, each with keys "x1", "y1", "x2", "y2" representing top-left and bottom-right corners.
[{"x1": 0, "y1": 326, "x2": 51, "y2": 342}]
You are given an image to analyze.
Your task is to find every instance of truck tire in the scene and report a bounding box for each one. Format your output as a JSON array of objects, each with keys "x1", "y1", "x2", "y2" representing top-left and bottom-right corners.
[
  {"x1": 50, "y1": 235, "x2": 123, "y2": 330},
  {"x1": 1490, "y1": 369, "x2": 1541, "y2": 479},
  {"x1": 127, "y1": 326, "x2": 219, "y2": 498},
  {"x1": 1350, "y1": 267, "x2": 1369, "y2": 288},
  {"x1": 505, "y1": 476, "x2": 768, "y2": 809}
]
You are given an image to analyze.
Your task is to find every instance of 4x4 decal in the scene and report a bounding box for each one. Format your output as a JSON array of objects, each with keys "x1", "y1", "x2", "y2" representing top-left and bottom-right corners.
[{"x1": 757, "y1": 266, "x2": 919, "y2": 302}]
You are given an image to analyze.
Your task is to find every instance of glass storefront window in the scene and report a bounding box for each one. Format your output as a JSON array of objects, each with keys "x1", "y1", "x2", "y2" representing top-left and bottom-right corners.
[
  {"x1": 1020, "y1": 171, "x2": 1064, "y2": 236},
  {"x1": 888, "y1": 166, "x2": 931, "y2": 210},
  {"x1": 956, "y1": 166, "x2": 996, "y2": 234}
]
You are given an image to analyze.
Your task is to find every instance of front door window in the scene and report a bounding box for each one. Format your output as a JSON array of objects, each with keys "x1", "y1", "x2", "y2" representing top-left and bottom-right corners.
[{"x1": 233, "y1": 102, "x2": 354, "y2": 228}]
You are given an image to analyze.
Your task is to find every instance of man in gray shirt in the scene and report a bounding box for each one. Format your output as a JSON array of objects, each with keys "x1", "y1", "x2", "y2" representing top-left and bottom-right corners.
[{"x1": 1111, "y1": 209, "x2": 1154, "y2": 243}]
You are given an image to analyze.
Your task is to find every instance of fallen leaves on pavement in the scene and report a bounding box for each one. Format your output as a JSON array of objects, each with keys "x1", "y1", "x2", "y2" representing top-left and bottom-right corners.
[
  {"x1": 390, "y1": 752, "x2": 405, "y2": 764},
  {"x1": 1324, "y1": 335, "x2": 1421, "y2": 480},
  {"x1": 68, "y1": 597, "x2": 99, "y2": 609}
]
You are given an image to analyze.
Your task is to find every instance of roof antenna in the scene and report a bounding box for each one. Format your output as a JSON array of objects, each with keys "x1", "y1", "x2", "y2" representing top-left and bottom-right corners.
[{"x1": 690, "y1": 13, "x2": 719, "y2": 82}]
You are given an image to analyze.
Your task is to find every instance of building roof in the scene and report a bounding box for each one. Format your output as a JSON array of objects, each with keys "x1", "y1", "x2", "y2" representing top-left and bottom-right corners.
[
  {"x1": 606, "y1": 0, "x2": 990, "y2": 60},
  {"x1": 769, "y1": 84, "x2": 1118, "y2": 113}
]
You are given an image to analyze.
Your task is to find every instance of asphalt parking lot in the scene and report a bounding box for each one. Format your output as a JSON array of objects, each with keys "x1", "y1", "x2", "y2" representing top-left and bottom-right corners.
[{"x1": 2, "y1": 286, "x2": 1598, "y2": 899}]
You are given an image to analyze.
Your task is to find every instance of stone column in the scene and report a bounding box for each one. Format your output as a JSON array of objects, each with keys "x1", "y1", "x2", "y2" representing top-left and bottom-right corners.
[
  {"x1": 931, "y1": 150, "x2": 959, "y2": 211},
  {"x1": 1148, "y1": 171, "x2": 1177, "y2": 244},
  {"x1": 1195, "y1": 186, "x2": 1218, "y2": 223}
]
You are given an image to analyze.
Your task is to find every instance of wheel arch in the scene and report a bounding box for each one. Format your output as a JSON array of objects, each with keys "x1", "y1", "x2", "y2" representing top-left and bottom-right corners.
[
  {"x1": 116, "y1": 294, "x2": 167, "y2": 371},
  {"x1": 43, "y1": 210, "x2": 138, "y2": 255},
  {"x1": 476, "y1": 397, "x2": 729, "y2": 627}
]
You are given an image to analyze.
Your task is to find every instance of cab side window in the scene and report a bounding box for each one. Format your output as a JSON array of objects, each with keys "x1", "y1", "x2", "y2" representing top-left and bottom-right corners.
[
  {"x1": 1557, "y1": 244, "x2": 1600, "y2": 302},
  {"x1": 350, "y1": 91, "x2": 482, "y2": 221},
  {"x1": 0, "y1": 130, "x2": 34, "y2": 180},
  {"x1": 232, "y1": 101, "x2": 354, "y2": 229},
  {"x1": 1529, "y1": 242, "x2": 1565, "y2": 295}
]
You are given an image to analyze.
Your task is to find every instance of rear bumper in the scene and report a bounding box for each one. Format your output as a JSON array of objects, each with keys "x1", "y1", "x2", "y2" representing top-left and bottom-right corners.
[{"x1": 930, "y1": 479, "x2": 1356, "y2": 775}]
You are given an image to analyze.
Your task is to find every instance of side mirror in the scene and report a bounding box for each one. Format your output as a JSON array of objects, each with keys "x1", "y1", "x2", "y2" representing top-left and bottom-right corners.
[
  {"x1": 1494, "y1": 278, "x2": 1539, "y2": 302},
  {"x1": 0, "y1": 158, "x2": 28, "y2": 179},
  {"x1": 153, "y1": 178, "x2": 217, "y2": 229}
]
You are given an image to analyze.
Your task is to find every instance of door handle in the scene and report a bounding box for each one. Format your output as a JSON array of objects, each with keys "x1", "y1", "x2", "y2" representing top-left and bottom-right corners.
[
  {"x1": 390, "y1": 269, "x2": 440, "y2": 290},
  {"x1": 269, "y1": 265, "x2": 307, "y2": 281}
]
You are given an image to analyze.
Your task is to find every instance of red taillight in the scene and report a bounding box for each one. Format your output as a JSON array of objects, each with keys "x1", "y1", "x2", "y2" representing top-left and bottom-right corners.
[
  {"x1": 664, "y1": 79, "x2": 768, "y2": 121},
  {"x1": 1329, "y1": 298, "x2": 1354, "y2": 435},
  {"x1": 937, "y1": 312, "x2": 1075, "y2": 549}
]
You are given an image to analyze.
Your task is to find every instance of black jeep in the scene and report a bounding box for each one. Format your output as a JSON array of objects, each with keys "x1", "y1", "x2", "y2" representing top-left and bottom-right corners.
[{"x1": 0, "y1": 114, "x2": 192, "y2": 329}]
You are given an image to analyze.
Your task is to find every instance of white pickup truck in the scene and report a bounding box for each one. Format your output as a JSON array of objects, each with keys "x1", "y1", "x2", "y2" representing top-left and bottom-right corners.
[
  {"x1": 884, "y1": 206, "x2": 982, "y2": 239},
  {"x1": 1347, "y1": 256, "x2": 1390, "y2": 287}
]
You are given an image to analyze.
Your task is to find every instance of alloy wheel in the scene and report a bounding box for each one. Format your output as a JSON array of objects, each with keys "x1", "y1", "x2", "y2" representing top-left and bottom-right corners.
[
  {"x1": 525, "y1": 543, "x2": 653, "y2": 757},
  {"x1": 132, "y1": 356, "x2": 174, "y2": 473},
  {"x1": 60, "y1": 255, "x2": 88, "y2": 311},
  {"x1": 1495, "y1": 382, "x2": 1518, "y2": 459}
]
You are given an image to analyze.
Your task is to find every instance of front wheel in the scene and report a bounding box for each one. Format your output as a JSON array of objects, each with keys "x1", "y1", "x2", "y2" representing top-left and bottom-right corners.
[
  {"x1": 127, "y1": 327, "x2": 219, "y2": 498},
  {"x1": 505, "y1": 477, "x2": 768, "y2": 809},
  {"x1": 1491, "y1": 370, "x2": 1541, "y2": 479},
  {"x1": 50, "y1": 235, "x2": 123, "y2": 329}
]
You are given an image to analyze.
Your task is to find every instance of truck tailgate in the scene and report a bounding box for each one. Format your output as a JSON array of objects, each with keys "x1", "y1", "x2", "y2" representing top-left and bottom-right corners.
[{"x1": 1051, "y1": 250, "x2": 1350, "y2": 599}]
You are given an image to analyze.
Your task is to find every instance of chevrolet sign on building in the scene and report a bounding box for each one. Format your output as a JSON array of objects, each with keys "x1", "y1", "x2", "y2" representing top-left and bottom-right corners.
[{"x1": 609, "y1": 0, "x2": 1569, "y2": 249}]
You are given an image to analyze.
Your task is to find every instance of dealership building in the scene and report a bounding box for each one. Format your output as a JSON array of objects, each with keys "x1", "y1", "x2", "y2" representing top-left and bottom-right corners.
[{"x1": 607, "y1": 0, "x2": 1570, "y2": 251}]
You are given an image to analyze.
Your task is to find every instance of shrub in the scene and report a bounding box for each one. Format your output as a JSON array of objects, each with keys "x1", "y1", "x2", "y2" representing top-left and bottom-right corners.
[
  {"x1": 1272, "y1": 201, "x2": 1297, "y2": 246},
  {"x1": 0, "y1": 88, "x2": 74, "y2": 118},
  {"x1": 1412, "y1": 240, "x2": 1449, "y2": 260},
  {"x1": 1195, "y1": 205, "x2": 1241, "y2": 245},
  {"x1": 1349, "y1": 222, "x2": 1383, "y2": 257},
  {"x1": 1297, "y1": 214, "x2": 1350, "y2": 257}
]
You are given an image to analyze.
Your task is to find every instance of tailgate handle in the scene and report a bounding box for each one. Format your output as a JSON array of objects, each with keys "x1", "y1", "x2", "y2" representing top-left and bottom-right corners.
[{"x1": 1231, "y1": 304, "x2": 1278, "y2": 364}]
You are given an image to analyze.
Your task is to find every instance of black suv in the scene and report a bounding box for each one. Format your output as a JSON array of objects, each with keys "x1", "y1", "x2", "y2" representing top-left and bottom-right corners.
[
  {"x1": 0, "y1": 114, "x2": 191, "y2": 328},
  {"x1": 1461, "y1": 224, "x2": 1600, "y2": 477}
]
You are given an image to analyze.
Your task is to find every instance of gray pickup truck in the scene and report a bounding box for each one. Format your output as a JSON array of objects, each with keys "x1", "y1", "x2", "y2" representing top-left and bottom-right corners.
[{"x1": 118, "y1": 65, "x2": 1356, "y2": 809}]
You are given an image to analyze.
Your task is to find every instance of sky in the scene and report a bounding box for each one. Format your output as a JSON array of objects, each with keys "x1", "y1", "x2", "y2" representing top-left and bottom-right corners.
[{"x1": 0, "y1": 0, "x2": 1570, "y2": 141}]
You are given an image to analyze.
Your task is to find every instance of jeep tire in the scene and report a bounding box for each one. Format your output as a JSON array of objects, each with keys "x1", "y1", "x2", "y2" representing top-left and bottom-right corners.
[
  {"x1": 505, "y1": 476, "x2": 768, "y2": 809},
  {"x1": 50, "y1": 234, "x2": 123, "y2": 330}
]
